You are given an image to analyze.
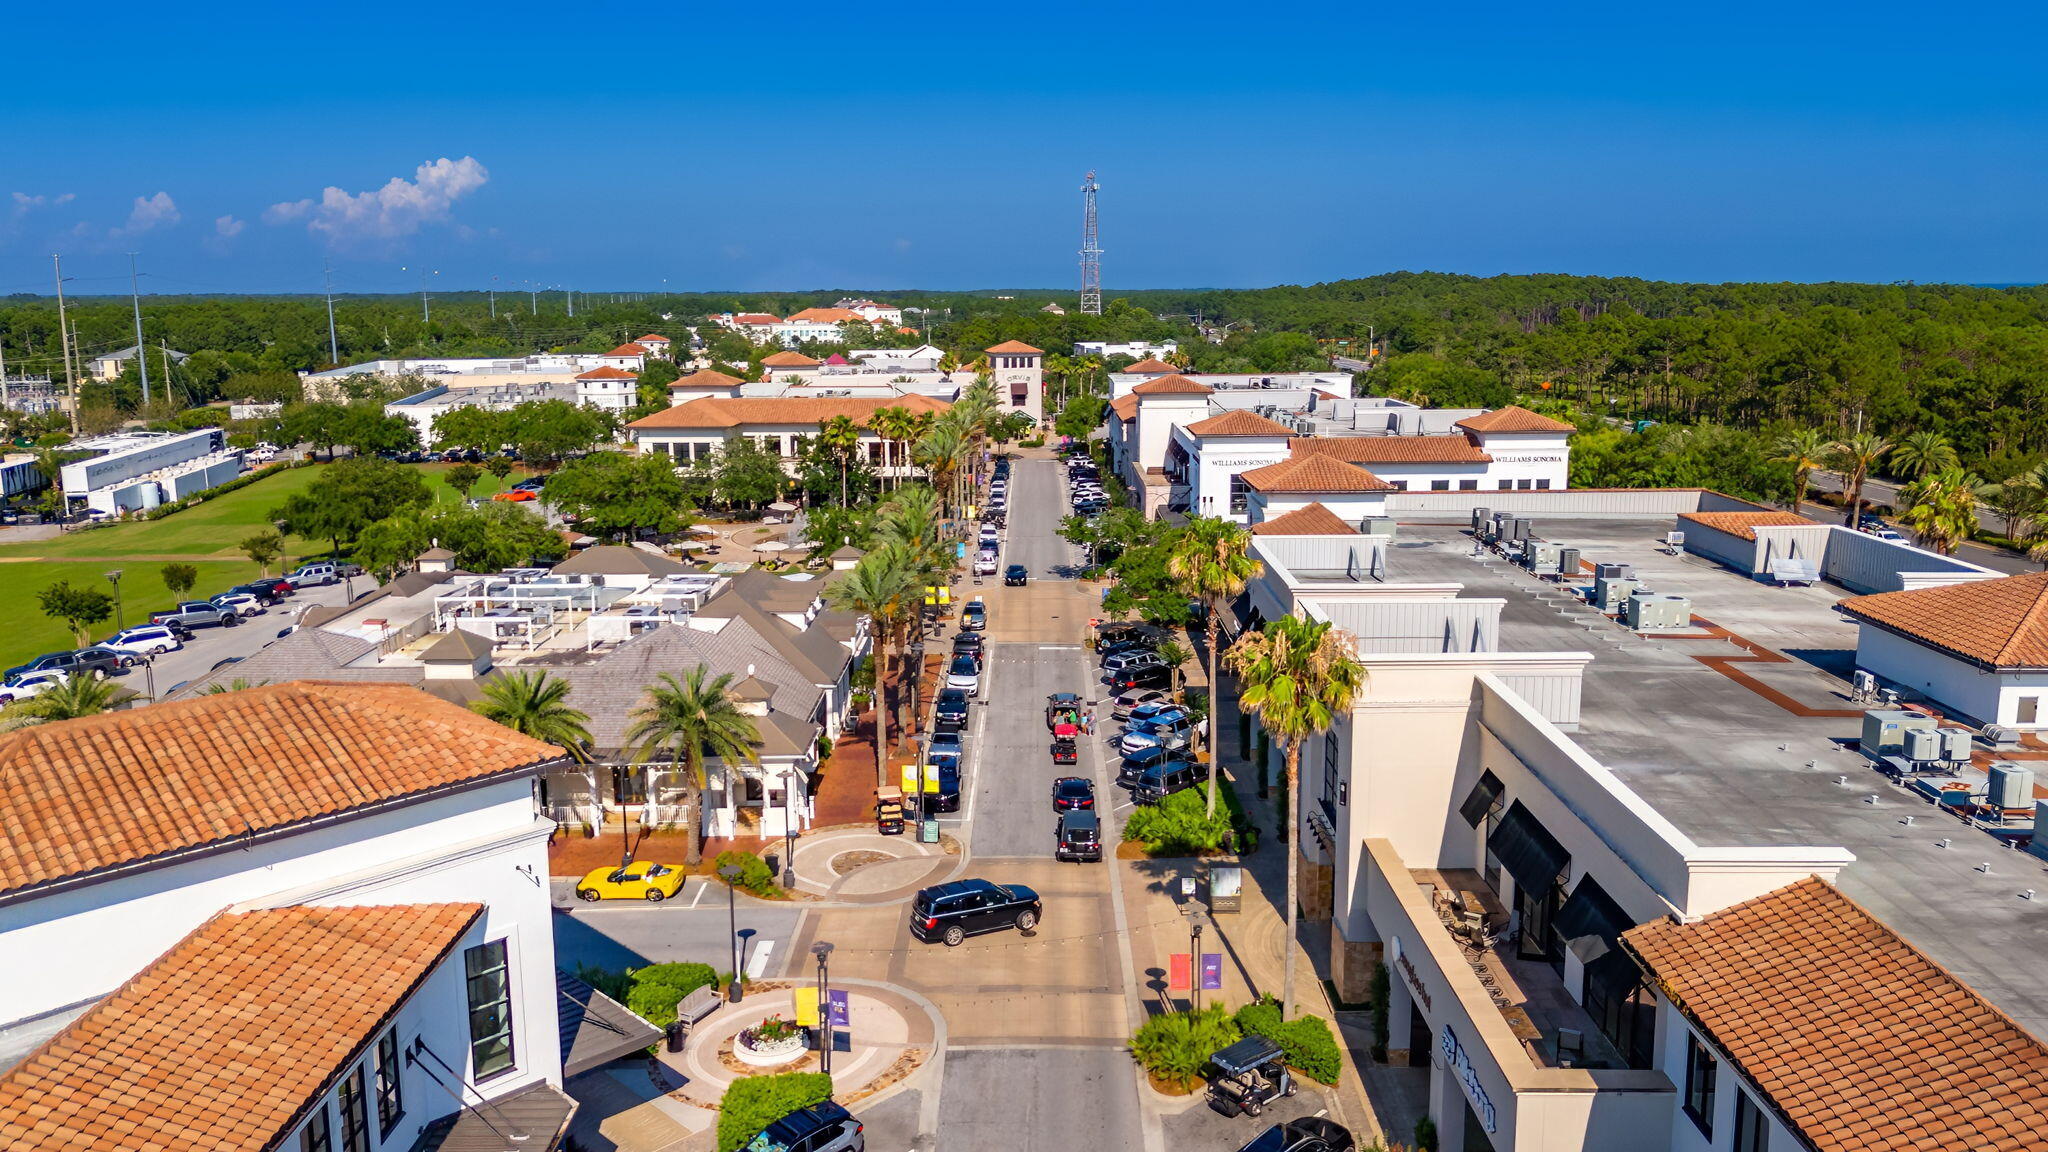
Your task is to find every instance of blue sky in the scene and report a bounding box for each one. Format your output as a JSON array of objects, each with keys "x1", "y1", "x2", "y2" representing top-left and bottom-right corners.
[{"x1": 4, "y1": 2, "x2": 2045, "y2": 294}]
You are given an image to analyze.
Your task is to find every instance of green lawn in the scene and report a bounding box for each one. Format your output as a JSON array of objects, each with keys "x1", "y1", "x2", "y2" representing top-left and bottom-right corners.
[
  {"x1": 0, "y1": 559, "x2": 263, "y2": 669},
  {"x1": 0, "y1": 461, "x2": 538, "y2": 673}
]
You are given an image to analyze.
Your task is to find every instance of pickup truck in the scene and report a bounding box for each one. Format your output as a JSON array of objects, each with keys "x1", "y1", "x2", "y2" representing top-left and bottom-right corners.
[
  {"x1": 6, "y1": 648, "x2": 127, "y2": 681},
  {"x1": 152, "y1": 600, "x2": 242, "y2": 629}
]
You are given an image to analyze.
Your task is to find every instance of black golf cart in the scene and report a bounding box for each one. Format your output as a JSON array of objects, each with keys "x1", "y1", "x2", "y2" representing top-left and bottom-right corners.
[
  {"x1": 1206, "y1": 1035, "x2": 1297, "y2": 1118},
  {"x1": 1046, "y1": 692, "x2": 1083, "y2": 730}
]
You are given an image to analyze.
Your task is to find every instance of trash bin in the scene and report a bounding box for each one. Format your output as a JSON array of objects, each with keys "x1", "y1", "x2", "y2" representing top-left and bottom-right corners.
[{"x1": 664, "y1": 1021, "x2": 685, "y2": 1053}]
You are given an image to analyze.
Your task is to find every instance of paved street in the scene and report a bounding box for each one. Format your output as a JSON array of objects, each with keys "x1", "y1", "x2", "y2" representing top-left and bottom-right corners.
[
  {"x1": 552, "y1": 894, "x2": 805, "y2": 981},
  {"x1": 1002, "y1": 458, "x2": 1083, "y2": 579}
]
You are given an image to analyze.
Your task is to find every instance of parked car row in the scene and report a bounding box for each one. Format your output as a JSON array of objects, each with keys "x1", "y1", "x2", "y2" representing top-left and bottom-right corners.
[{"x1": 1069, "y1": 455, "x2": 1108, "y2": 515}]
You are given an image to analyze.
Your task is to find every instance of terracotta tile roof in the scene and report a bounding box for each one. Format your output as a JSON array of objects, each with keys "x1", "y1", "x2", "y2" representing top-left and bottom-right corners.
[
  {"x1": 628, "y1": 393, "x2": 950, "y2": 431},
  {"x1": 670, "y1": 369, "x2": 746, "y2": 390},
  {"x1": 0, "y1": 682, "x2": 564, "y2": 897},
  {"x1": 1290, "y1": 436, "x2": 1492, "y2": 464},
  {"x1": 984, "y1": 340, "x2": 1043, "y2": 354},
  {"x1": 1622, "y1": 877, "x2": 2048, "y2": 1152},
  {"x1": 1836, "y1": 571, "x2": 2048, "y2": 669},
  {"x1": 1240, "y1": 454, "x2": 1391, "y2": 493},
  {"x1": 1675, "y1": 510, "x2": 1816, "y2": 542},
  {"x1": 1131, "y1": 374, "x2": 1215, "y2": 396},
  {"x1": 1251, "y1": 503, "x2": 1359, "y2": 535},
  {"x1": 1454, "y1": 405, "x2": 1576, "y2": 434},
  {"x1": 1110, "y1": 394, "x2": 1139, "y2": 420},
  {"x1": 1185, "y1": 410, "x2": 1294, "y2": 438},
  {"x1": 603, "y1": 342, "x2": 648, "y2": 357},
  {"x1": 733, "y1": 313, "x2": 781, "y2": 325},
  {"x1": 785, "y1": 307, "x2": 862, "y2": 324},
  {"x1": 636, "y1": 333, "x2": 670, "y2": 343},
  {"x1": 760, "y1": 351, "x2": 821, "y2": 367},
  {"x1": 0, "y1": 903, "x2": 483, "y2": 1152},
  {"x1": 1122, "y1": 358, "x2": 1178, "y2": 374},
  {"x1": 575, "y1": 365, "x2": 638, "y2": 380}
]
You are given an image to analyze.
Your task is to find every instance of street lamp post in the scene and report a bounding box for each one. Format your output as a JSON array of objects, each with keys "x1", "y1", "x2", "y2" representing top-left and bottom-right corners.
[
  {"x1": 781, "y1": 767, "x2": 802, "y2": 889},
  {"x1": 140, "y1": 651, "x2": 156, "y2": 702},
  {"x1": 104, "y1": 568, "x2": 124, "y2": 630},
  {"x1": 811, "y1": 941, "x2": 834, "y2": 1075},
  {"x1": 719, "y1": 864, "x2": 744, "y2": 1002},
  {"x1": 1188, "y1": 899, "x2": 1210, "y2": 1013}
]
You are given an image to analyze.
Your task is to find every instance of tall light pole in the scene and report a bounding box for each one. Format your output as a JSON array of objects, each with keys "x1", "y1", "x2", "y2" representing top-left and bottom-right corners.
[
  {"x1": 401, "y1": 265, "x2": 438, "y2": 323},
  {"x1": 1187, "y1": 899, "x2": 1210, "y2": 1013},
  {"x1": 719, "y1": 863, "x2": 744, "y2": 1002},
  {"x1": 565, "y1": 287, "x2": 574, "y2": 319},
  {"x1": 51, "y1": 254, "x2": 78, "y2": 435},
  {"x1": 781, "y1": 767, "x2": 802, "y2": 888},
  {"x1": 811, "y1": 941, "x2": 834, "y2": 1075},
  {"x1": 323, "y1": 259, "x2": 340, "y2": 366},
  {"x1": 488, "y1": 276, "x2": 498, "y2": 319},
  {"x1": 527, "y1": 280, "x2": 538, "y2": 315},
  {"x1": 127, "y1": 255, "x2": 151, "y2": 407},
  {"x1": 104, "y1": 569, "x2": 124, "y2": 630}
]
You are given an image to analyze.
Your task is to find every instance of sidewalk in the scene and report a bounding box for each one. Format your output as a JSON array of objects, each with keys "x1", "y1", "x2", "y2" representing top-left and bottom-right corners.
[{"x1": 1110, "y1": 672, "x2": 1410, "y2": 1146}]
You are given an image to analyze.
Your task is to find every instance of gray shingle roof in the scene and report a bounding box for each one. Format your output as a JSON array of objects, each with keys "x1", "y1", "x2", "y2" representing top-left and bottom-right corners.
[
  {"x1": 529, "y1": 625, "x2": 824, "y2": 753},
  {"x1": 552, "y1": 546, "x2": 690, "y2": 578},
  {"x1": 420, "y1": 630, "x2": 493, "y2": 663},
  {"x1": 167, "y1": 631, "x2": 397, "y2": 698}
]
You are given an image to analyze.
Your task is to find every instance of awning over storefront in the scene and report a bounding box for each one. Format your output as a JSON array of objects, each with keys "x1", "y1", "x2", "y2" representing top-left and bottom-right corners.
[
  {"x1": 557, "y1": 969, "x2": 663, "y2": 1077},
  {"x1": 1486, "y1": 800, "x2": 1568, "y2": 895},
  {"x1": 1553, "y1": 874, "x2": 1634, "y2": 948},
  {"x1": 1458, "y1": 770, "x2": 1505, "y2": 828},
  {"x1": 406, "y1": 1082, "x2": 576, "y2": 1152}
]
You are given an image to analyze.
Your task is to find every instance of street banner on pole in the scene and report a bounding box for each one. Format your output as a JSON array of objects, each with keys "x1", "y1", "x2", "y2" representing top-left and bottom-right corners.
[
  {"x1": 1201, "y1": 954, "x2": 1223, "y2": 991},
  {"x1": 1169, "y1": 953, "x2": 1191, "y2": 992},
  {"x1": 795, "y1": 987, "x2": 820, "y2": 1027},
  {"x1": 828, "y1": 989, "x2": 850, "y2": 1027}
]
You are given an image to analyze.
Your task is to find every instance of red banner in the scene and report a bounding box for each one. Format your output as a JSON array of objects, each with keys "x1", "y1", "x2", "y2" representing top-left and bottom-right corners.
[{"x1": 1169, "y1": 952, "x2": 1191, "y2": 992}]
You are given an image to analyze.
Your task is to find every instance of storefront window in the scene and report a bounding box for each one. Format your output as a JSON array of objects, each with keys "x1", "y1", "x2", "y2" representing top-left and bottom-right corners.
[{"x1": 1683, "y1": 1033, "x2": 1718, "y2": 1137}]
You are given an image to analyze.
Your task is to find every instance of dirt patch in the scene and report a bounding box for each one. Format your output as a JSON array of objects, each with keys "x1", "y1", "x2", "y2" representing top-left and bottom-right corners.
[
  {"x1": 1116, "y1": 840, "x2": 1150, "y2": 860},
  {"x1": 1147, "y1": 1069, "x2": 1198, "y2": 1096},
  {"x1": 831, "y1": 850, "x2": 893, "y2": 876},
  {"x1": 843, "y1": 1048, "x2": 928, "y2": 1105},
  {"x1": 939, "y1": 833, "x2": 963, "y2": 856}
]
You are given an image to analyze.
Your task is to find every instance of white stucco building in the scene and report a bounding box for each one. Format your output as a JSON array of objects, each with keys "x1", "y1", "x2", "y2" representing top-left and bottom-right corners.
[
  {"x1": 627, "y1": 392, "x2": 951, "y2": 470},
  {"x1": 1837, "y1": 570, "x2": 2048, "y2": 728},
  {"x1": 0, "y1": 683, "x2": 619, "y2": 1152},
  {"x1": 574, "y1": 365, "x2": 640, "y2": 412}
]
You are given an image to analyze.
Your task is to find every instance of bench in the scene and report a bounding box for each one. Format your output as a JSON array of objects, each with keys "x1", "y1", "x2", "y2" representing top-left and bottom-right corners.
[{"x1": 677, "y1": 986, "x2": 722, "y2": 1034}]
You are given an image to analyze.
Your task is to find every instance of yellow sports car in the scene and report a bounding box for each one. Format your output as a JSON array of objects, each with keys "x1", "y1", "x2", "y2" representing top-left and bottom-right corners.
[{"x1": 576, "y1": 861, "x2": 687, "y2": 902}]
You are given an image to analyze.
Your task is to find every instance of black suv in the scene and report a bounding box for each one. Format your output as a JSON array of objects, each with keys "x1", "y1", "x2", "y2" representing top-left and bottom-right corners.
[
  {"x1": 1056, "y1": 810, "x2": 1102, "y2": 862},
  {"x1": 933, "y1": 687, "x2": 969, "y2": 731},
  {"x1": 1132, "y1": 759, "x2": 1201, "y2": 805},
  {"x1": 1004, "y1": 564, "x2": 1028, "y2": 586},
  {"x1": 909, "y1": 878, "x2": 1042, "y2": 946},
  {"x1": 7, "y1": 648, "x2": 125, "y2": 681},
  {"x1": 1119, "y1": 746, "x2": 1195, "y2": 788},
  {"x1": 742, "y1": 1101, "x2": 865, "y2": 1152},
  {"x1": 1109, "y1": 664, "x2": 1173, "y2": 692}
]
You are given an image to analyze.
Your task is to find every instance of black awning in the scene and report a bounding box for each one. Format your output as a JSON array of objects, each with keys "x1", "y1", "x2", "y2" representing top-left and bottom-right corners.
[
  {"x1": 1458, "y1": 770, "x2": 1505, "y2": 828},
  {"x1": 1486, "y1": 800, "x2": 1568, "y2": 895},
  {"x1": 1553, "y1": 874, "x2": 1635, "y2": 945}
]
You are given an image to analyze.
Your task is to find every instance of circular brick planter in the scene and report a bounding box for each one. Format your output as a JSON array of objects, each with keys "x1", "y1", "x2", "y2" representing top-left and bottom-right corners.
[{"x1": 733, "y1": 1029, "x2": 807, "y2": 1068}]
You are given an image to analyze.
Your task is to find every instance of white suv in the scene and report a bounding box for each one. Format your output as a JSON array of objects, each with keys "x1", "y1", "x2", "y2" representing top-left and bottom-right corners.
[
  {"x1": 102, "y1": 625, "x2": 184, "y2": 657},
  {"x1": 0, "y1": 670, "x2": 67, "y2": 704}
]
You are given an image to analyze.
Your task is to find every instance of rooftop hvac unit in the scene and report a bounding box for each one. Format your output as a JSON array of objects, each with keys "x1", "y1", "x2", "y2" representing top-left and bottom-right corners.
[
  {"x1": 1989, "y1": 763, "x2": 2034, "y2": 810},
  {"x1": 1983, "y1": 724, "x2": 2022, "y2": 747},
  {"x1": 1592, "y1": 576, "x2": 1636, "y2": 612},
  {"x1": 1557, "y1": 548, "x2": 1582, "y2": 578},
  {"x1": 1860, "y1": 709, "x2": 1936, "y2": 754},
  {"x1": 1941, "y1": 727, "x2": 1973, "y2": 763},
  {"x1": 1525, "y1": 542, "x2": 1561, "y2": 572},
  {"x1": 1362, "y1": 517, "x2": 1396, "y2": 538},
  {"x1": 1510, "y1": 517, "x2": 1533, "y2": 542},
  {"x1": 1594, "y1": 562, "x2": 1634, "y2": 581},
  {"x1": 1471, "y1": 507, "x2": 1492, "y2": 531},
  {"x1": 1902, "y1": 727, "x2": 1943, "y2": 764},
  {"x1": 1623, "y1": 592, "x2": 1691, "y2": 629}
]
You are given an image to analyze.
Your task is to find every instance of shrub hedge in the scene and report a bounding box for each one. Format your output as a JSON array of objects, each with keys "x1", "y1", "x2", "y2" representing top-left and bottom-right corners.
[
  {"x1": 140, "y1": 458, "x2": 312, "y2": 521},
  {"x1": 1128, "y1": 1005, "x2": 1240, "y2": 1092},
  {"x1": 626, "y1": 981, "x2": 686, "y2": 1028},
  {"x1": 1121, "y1": 782, "x2": 1257, "y2": 856},
  {"x1": 714, "y1": 848, "x2": 780, "y2": 897},
  {"x1": 715, "y1": 1072, "x2": 834, "y2": 1152},
  {"x1": 1233, "y1": 998, "x2": 1343, "y2": 1085},
  {"x1": 632, "y1": 961, "x2": 718, "y2": 996}
]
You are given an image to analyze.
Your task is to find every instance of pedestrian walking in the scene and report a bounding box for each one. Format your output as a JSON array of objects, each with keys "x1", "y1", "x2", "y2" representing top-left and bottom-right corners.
[{"x1": 1083, "y1": 705, "x2": 1095, "y2": 736}]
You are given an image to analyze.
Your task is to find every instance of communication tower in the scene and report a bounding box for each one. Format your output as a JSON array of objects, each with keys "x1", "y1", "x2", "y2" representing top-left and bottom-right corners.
[{"x1": 1079, "y1": 172, "x2": 1102, "y2": 315}]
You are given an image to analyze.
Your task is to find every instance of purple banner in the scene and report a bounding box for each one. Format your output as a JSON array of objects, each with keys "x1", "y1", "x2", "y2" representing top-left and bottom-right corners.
[
  {"x1": 827, "y1": 988, "x2": 850, "y2": 1027},
  {"x1": 1201, "y1": 953, "x2": 1223, "y2": 991}
]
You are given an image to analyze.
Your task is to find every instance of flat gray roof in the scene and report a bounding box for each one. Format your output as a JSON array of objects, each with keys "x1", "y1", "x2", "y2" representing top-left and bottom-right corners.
[{"x1": 1382, "y1": 519, "x2": 2048, "y2": 1036}]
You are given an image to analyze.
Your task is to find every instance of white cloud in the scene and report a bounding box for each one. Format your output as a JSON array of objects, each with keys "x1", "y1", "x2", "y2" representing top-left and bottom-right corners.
[
  {"x1": 110, "y1": 191, "x2": 180, "y2": 238},
  {"x1": 265, "y1": 156, "x2": 489, "y2": 246},
  {"x1": 215, "y1": 214, "x2": 245, "y2": 238},
  {"x1": 9, "y1": 191, "x2": 75, "y2": 220}
]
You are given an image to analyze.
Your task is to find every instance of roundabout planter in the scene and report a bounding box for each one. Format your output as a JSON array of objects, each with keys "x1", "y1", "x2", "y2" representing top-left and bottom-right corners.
[{"x1": 733, "y1": 1024, "x2": 808, "y2": 1068}]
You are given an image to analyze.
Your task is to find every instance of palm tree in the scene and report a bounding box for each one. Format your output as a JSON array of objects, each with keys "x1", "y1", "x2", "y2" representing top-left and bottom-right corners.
[
  {"x1": 1168, "y1": 517, "x2": 1264, "y2": 817},
  {"x1": 1891, "y1": 430, "x2": 1959, "y2": 480},
  {"x1": 203, "y1": 676, "x2": 265, "y2": 695},
  {"x1": 1226, "y1": 617, "x2": 1365, "y2": 1018},
  {"x1": 1770, "y1": 428, "x2": 1830, "y2": 518},
  {"x1": 914, "y1": 421, "x2": 968, "y2": 517},
  {"x1": 826, "y1": 546, "x2": 922, "y2": 789},
  {"x1": 871, "y1": 406, "x2": 916, "y2": 492},
  {"x1": 1829, "y1": 432, "x2": 1893, "y2": 528},
  {"x1": 1897, "y1": 467, "x2": 1990, "y2": 555},
  {"x1": 819, "y1": 415, "x2": 861, "y2": 507},
  {"x1": 1155, "y1": 638, "x2": 1193, "y2": 695},
  {"x1": 472, "y1": 670, "x2": 593, "y2": 758},
  {"x1": 4, "y1": 674, "x2": 122, "y2": 728},
  {"x1": 626, "y1": 668, "x2": 762, "y2": 867}
]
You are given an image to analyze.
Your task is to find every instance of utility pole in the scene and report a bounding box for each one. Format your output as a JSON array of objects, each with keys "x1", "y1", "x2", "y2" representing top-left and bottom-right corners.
[
  {"x1": 566, "y1": 287, "x2": 574, "y2": 319},
  {"x1": 128, "y1": 254, "x2": 151, "y2": 407},
  {"x1": 52, "y1": 254, "x2": 78, "y2": 435},
  {"x1": 402, "y1": 265, "x2": 436, "y2": 322},
  {"x1": 1079, "y1": 171, "x2": 1102, "y2": 316},
  {"x1": 323, "y1": 259, "x2": 339, "y2": 365},
  {"x1": 488, "y1": 275, "x2": 497, "y2": 319}
]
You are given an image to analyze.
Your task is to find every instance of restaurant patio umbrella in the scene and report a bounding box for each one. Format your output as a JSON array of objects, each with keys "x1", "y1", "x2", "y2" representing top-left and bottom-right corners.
[
  {"x1": 687, "y1": 524, "x2": 720, "y2": 536},
  {"x1": 677, "y1": 539, "x2": 711, "y2": 550},
  {"x1": 754, "y1": 541, "x2": 790, "y2": 553},
  {"x1": 767, "y1": 501, "x2": 798, "y2": 513}
]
